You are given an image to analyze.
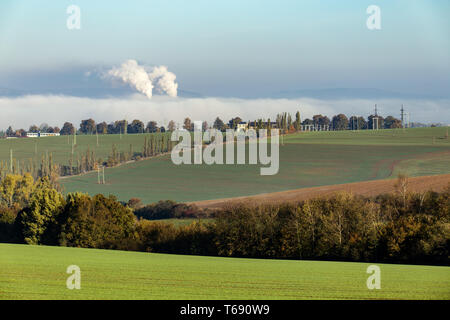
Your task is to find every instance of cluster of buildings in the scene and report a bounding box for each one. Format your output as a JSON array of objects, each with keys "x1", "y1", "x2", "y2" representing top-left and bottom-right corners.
[
  {"x1": 235, "y1": 122, "x2": 330, "y2": 132},
  {"x1": 235, "y1": 121, "x2": 278, "y2": 131},
  {"x1": 26, "y1": 132, "x2": 60, "y2": 138}
]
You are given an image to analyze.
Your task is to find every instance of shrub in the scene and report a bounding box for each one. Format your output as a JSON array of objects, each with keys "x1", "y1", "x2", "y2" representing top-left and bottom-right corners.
[
  {"x1": 59, "y1": 193, "x2": 136, "y2": 250},
  {"x1": 134, "y1": 200, "x2": 204, "y2": 220},
  {"x1": 0, "y1": 206, "x2": 19, "y2": 243},
  {"x1": 17, "y1": 177, "x2": 64, "y2": 245}
]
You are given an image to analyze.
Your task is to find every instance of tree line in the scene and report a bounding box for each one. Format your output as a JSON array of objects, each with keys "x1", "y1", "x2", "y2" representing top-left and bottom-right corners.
[
  {"x1": 0, "y1": 173, "x2": 448, "y2": 265},
  {"x1": 0, "y1": 151, "x2": 60, "y2": 184},
  {"x1": 301, "y1": 114, "x2": 403, "y2": 130},
  {"x1": 2, "y1": 110, "x2": 407, "y2": 138}
]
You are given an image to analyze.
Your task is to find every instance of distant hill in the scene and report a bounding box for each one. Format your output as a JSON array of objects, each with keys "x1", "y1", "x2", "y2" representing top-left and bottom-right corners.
[
  {"x1": 0, "y1": 87, "x2": 26, "y2": 97},
  {"x1": 270, "y1": 88, "x2": 443, "y2": 100},
  {"x1": 0, "y1": 85, "x2": 444, "y2": 100},
  {"x1": 0, "y1": 86, "x2": 203, "y2": 99},
  {"x1": 177, "y1": 89, "x2": 203, "y2": 98}
]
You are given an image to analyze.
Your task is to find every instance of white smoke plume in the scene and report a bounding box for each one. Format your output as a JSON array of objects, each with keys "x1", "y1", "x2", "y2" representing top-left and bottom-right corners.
[
  {"x1": 107, "y1": 60, "x2": 178, "y2": 98},
  {"x1": 148, "y1": 66, "x2": 178, "y2": 97},
  {"x1": 107, "y1": 60, "x2": 153, "y2": 98}
]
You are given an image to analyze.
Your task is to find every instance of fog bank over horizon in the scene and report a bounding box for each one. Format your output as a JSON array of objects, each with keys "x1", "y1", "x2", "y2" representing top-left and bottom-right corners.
[{"x1": 0, "y1": 95, "x2": 448, "y2": 130}]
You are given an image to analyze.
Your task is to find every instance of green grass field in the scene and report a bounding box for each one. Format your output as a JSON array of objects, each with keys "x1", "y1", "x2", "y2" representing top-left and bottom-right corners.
[
  {"x1": 153, "y1": 218, "x2": 215, "y2": 227},
  {"x1": 0, "y1": 244, "x2": 448, "y2": 300},
  {"x1": 283, "y1": 127, "x2": 450, "y2": 146},
  {"x1": 1, "y1": 127, "x2": 449, "y2": 204},
  {"x1": 0, "y1": 132, "x2": 171, "y2": 165},
  {"x1": 57, "y1": 127, "x2": 450, "y2": 204}
]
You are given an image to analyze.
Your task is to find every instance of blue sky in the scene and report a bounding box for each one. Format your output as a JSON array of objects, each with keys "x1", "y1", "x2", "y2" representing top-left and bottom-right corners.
[{"x1": 0, "y1": 0, "x2": 449, "y2": 98}]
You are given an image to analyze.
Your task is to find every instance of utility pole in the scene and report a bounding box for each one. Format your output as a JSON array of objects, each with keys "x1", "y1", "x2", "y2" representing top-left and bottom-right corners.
[
  {"x1": 10, "y1": 149, "x2": 13, "y2": 172},
  {"x1": 102, "y1": 166, "x2": 105, "y2": 184},
  {"x1": 401, "y1": 104, "x2": 405, "y2": 129}
]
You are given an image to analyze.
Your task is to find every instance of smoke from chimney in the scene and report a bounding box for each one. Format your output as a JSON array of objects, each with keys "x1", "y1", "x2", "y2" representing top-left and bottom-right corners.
[
  {"x1": 148, "y1": 65, "x2": 178, "y2": 97},
  {"x1": 106, "y1": 60, "x2": 178, "y2": 98}
]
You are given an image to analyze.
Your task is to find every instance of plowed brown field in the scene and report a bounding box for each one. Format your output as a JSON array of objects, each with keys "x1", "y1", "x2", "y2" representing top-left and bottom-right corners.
[{"x1": 191, "y1": 174, "x2": 450, "y2": 209}]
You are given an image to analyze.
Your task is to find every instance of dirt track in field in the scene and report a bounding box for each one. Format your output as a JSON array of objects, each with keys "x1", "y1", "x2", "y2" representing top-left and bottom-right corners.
[{"x1": 191, "y1": 174, "x2": 450, "y2": 209}]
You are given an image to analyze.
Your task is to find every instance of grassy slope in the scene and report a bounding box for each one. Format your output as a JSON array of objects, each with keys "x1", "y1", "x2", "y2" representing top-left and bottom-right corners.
[
  {"x1": 153, "y1": 218, "x2": 215, "y2": 227},
  {"x1": 0, "y1": 244, "x2": 449, "y2": 300},
  {"x1": 1, "y1": 127, "x2": 447, "y2": 165},
  {"x1": 59, "y1": 128, "x2": 450, "y2": 204},
  {"x1": 0, "y1": 133, "x2": 169, "y2": 165},
  {"x1": 283, "y1": 127, "x2": 450, "y2": 146}
]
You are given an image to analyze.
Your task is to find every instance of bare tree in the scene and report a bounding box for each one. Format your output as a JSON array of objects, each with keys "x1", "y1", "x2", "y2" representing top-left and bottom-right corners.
[
  {"x1": 168, "y1": 120, "x2": 176, "y2": 132},
  {"x1": 202, "y1": 121, "x2": 208, "y2": 131},
  {"x1": 183, "y1": 118, "x2": 192, "y2": 131},
  {"x1": 394, "y1": 173, "x2": 409, "y2": 207}
]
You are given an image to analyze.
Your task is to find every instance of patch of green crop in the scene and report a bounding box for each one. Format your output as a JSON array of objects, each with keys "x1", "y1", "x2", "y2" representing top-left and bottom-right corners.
[
  {"x1": 60, "y1": 143, "x2": 448, "y2": 204},
  {"x1": 1, "y1": 244, "x2": 448, "y2": 300}
]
